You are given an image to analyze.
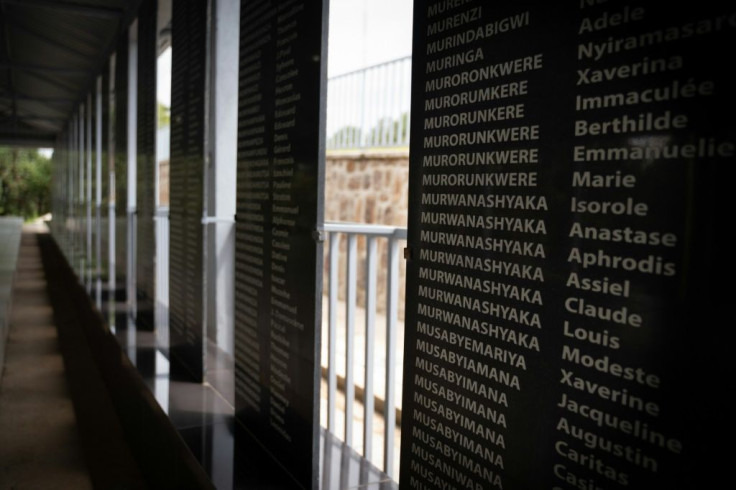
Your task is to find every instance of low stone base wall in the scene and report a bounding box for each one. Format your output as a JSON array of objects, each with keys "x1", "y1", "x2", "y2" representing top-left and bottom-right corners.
[{"x1": 325, "y1": 152, "x2": 409, "y2": 226}]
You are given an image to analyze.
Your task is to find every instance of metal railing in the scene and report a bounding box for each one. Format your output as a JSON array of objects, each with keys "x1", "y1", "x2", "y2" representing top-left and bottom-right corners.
[
  {"x1": 326, "y1": 56, "x2": 412, "y2": 151},
  {"x1": 321, "y1": 221, "x2": 406, "y2": 479}
]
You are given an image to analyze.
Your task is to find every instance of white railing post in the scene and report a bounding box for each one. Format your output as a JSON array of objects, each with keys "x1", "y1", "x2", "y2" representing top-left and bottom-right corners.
[
  {"x1": 327, "y1": 232, "x2": 339, "y2": 433},
  {"x1": 344, "y1": 233, "x2": 358, "y2": 447},
  {"x1": 363, "y1": 235, "x2": 377, "y2": 459},
  {"x1": 321, "y1": 222, "x2": 406, "y2": 478},
  {"x1": 384, "y1": 234, "x2": 400, "y2": 477}
]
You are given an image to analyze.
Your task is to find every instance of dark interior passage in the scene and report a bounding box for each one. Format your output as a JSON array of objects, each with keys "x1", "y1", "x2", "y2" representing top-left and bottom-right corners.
[{"x1": 0, "y1": 226, "x2": 94, "y2": 489}]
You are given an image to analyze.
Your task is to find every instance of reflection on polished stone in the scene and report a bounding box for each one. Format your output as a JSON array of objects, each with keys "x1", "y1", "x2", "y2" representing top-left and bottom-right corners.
[
  {"x1": 153, "y1": 350, "x2": 169, "y2": 414},
  {"x1": 179, "y1": 422, "x2": 234, "y2": 490},
  {"x1": 121, "y1": 335, "x2": 398, "y2": 489},
  {"x1": 108, "y1": 281, "x2": 396, "y2": 490},
  {"x1": 205, "y1": 339, "x2": 235, "y2": 407},
  {"x1": 167, "y1": 380, "x2": 232, "y2": 430},
  {"x1": 320, "y1": 430, "x2": 397, "y2": 490}
]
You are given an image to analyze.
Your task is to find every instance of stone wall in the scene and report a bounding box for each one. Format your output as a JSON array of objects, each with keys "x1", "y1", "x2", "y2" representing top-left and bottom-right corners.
[
  {"x1": 324, "y1": 152, "x2": 409, "y2": 319},
  {"x1": 325, "y1": 152, "x2": 409, "y2": 226}
]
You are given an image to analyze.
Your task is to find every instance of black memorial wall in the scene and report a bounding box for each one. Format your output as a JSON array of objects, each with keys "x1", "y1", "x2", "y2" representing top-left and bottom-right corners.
[
  {"x1": 114, "y1": 32, "x2": 129, "y2": 307},
  {"x1": 233, "y1": 0, "x2": 328, "y2": 488},
  {"x1": 100, "y1": 60, "x2": 110, "y2": 301},
  {"x1": 90, "y1": 91, "x2": 98, "y2": 291},
  {"x1": 76, "y1": 115, "x2": 84, "y2": 275},
  {"x1": 136, "y1": 0, "x2": 158, "y2": 333},
  {"x1": 53, "y1": 129, "x2": 71, "y2": 257},
  {"x1": 400, "y1": 1, "x2": 734, "y2": 489},
  {"x1": 169, "y1": 0, "x2": 207, "y2": 381},
  {"x1": 86, "y1": 102, "x2": 93, "y2": 283},
  {"x1": 63, "y1": 131, "x2": 72, "y2": 256},
  {"x1": 67, "y1": 119, "x2": 77, "y2": 268},
  {"x1": 78, "y1": 105, "x2": 87, "y2": 279}
]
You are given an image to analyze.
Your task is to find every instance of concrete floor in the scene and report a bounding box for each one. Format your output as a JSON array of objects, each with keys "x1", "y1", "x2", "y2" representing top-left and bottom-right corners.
[{"x1": 0, "y1": 227, "x2": 92, "y2": 490}]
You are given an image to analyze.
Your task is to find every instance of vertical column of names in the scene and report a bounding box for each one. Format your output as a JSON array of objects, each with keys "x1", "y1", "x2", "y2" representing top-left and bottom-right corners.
[
  {"x1": 234, "y1": 0, "x2": 272, "y2": 413},
  {"x1": 168, "y1": 10, "x2": 187, "y2": 352},
  {"x1": 136, "y1": 4, "x2": 157, "y2": 331},
  {"x1": 235, "y1": 1, "x2": 325, "y2": 486},
  {"x1": 267, "y1": 0, "x2": 306, "y2": 442},
  {"x1": 552, "y1": 2, "x2": 735, "y2": 488},
  {"x1": 168, "y1": 0, "x2": 207, "y2": 378},
  {"x1": 406, "y1": 2, "x2": 550, "y2": 488},
  {"x1": 184, "y1": 0, "x2": 205, "y2": 350}
]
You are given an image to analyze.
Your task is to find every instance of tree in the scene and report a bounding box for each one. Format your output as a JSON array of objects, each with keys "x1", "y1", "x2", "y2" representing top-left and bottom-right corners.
[
  {"x1": 0, "y1": 147, "x2": 52, "y2": 219},
  {"x1": 327, "y1": 125, "x2": 362, "y2": 149},
  {"x1": 367, "y1": 112, "x2": 410, "y2": 148},
  {"x1": 158, "y1": 102, "x2": 170, "y2": 128}
]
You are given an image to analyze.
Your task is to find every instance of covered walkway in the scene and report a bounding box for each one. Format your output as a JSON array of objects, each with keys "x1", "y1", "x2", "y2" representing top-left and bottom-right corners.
[
  {"x1": 0, "y1": 223, "x2": 395, "y2": 489},
  {"x1": 0, "y1": 224, "x2": 213, "y2": 489},
  {"x1": 0, "y1": 224, "x2": 93, "y2": 489}
]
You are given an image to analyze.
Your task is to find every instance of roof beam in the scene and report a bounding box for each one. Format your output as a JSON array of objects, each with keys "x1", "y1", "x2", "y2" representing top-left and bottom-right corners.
[
  {"x1": 0, "y1": 1, "x2": 17, "y2": 125},
  {"x1": 18, "y1": 117, "x2": 65, "y2": 123},
  {"x1": 0, "y1": 0, "x2": 123, "y2": 20},
  {"x1": 0, "y1": 111, "x2": 66, "y2": 122},
  {"x1": 0, "y1": 61, "x2": 89, "y2": 76},
  {"x1": 0, "y1": 92, "x2": 76, "y2": 104},
  {"x1": 8, "y1": 103, "x2": 68, "y2": 119},
  {"x1": 8, "y1": 20, "x2": 92, "y2": 62},
  {"x1": 15, "y1": 64, "x2": 80, "y2": 96},
  {"x1": 0, "y1": 133, "x2": 56, "y2": 147},
  {"x1": 0, "y1": 114, "x2": 63, "y2": 133},
  {"x1": 2, "y1": 98, "x2": 68, "y2": 116}
]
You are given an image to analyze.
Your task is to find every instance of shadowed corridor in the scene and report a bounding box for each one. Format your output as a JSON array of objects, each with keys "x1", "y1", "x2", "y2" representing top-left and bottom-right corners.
[{"x1": 0, "y1": 226, "x2": 93, "y2": 489}]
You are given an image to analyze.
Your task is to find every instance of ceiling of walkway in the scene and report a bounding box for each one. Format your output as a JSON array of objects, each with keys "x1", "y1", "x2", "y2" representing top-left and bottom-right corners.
[{"x1": 0, "y1": 0, "x2": 140, "y2": 147}]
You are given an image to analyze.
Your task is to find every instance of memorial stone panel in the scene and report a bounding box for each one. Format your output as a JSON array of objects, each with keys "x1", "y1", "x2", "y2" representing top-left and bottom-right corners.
[
  {"x1": 74, "y1": 114, "x2": 81, "y2": 276},
  {"x1": 77, "y1": 106, "x2": 86, "y2": 279},
  {"x1": 114, "y1": 33, "x2": 129, "y2": 306},
  {"x1": 88, "y1": 97, "x2": 96, "y2": 289},
  {"x1": 168, "y1": 0, "x2": 207, "y2": 381},
  {"x1": 401, "y1": 1, "x2": 735, "y2": 489},
  {"x1": 67, "y1": 119, "x2": 75, "y2": 265},
  {"x1": 64, "y1": 134, "x2": 72, "y2": 255},
  {"x1": 68, "y1": 119, "x2": 78, "y2": 263},
  {"x1": 54, "y1": 131, "x2": 70, "y2": 256},
  {"x1": 234, "y1": 0, "x2": 327, "y2": 487},
  {"x1": 136, "y1": 0, "x2": 158, "y2": 332},
  {"x1": 100, "y1": 64, "x2": 110, "y2": 297}
]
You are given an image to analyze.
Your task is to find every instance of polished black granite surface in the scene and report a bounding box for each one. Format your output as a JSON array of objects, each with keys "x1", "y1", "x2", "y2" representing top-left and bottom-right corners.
[{"x1": 112, "y1": 318, "x2": 398, "y2": 490}]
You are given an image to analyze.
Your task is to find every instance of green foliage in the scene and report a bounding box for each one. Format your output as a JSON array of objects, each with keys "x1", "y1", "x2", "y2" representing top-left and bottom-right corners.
[
  {"x1": 366, "y1": 112, "x2": 409, "y2": 147},
  {"x1": 327, "y1": 125, "x2": 362, "y2": 149},
  {"x1": 0, "y1": 147, "x2": 52, "y2": 219},
  {"x1": 158, "y1": 102, "x2": 170, "y2": 128},
  {"x1": 328, "y1": 112, "x2": 409, "y2": 150}
]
